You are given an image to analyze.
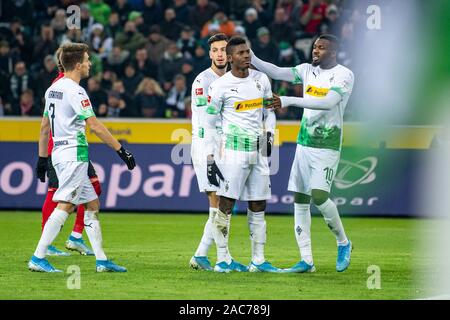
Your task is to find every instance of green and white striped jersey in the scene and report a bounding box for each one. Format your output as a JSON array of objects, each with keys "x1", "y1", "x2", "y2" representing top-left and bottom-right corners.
[{"x1": 43, "y1": 77, "x2": 96, "y2": 165}]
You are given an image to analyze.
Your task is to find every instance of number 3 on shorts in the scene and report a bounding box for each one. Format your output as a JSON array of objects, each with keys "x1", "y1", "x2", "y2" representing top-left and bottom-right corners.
[{"x1": 323, "y1": 167, "x2": 334, "y2": 185}]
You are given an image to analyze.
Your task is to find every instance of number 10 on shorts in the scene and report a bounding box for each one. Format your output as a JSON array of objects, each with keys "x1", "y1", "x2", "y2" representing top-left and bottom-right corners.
[{"x1": 324, "y1": 167, "x2": 334, "y2": 185}]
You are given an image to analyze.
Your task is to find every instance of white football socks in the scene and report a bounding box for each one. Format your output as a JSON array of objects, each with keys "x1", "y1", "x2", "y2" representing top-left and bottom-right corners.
[
  {"x1": 34, "y1": 208, "x2": 69, "y2": 259},
  {"x1": 83, "y1": 211, "x2": 107, "y2": 261},
  {"x1": 212, "y1": 209, "x2": 232, "y2": 264},
  {"x1": 294, "y1": 203, "x2": 313, "y2": 265},
  {"x1": 247, "y1": 209, "x2": 266, "y2": 265},
  {"x1": 316, "y1": 199, "x2": 348, "y2": 245},
  {"x1": 194, "y1": 207, "x2": 216, "y2": 257}
]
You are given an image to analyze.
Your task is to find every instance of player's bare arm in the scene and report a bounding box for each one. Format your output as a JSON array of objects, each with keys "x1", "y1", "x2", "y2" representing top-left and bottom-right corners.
[{"x1": 86, "y1": 117, "x2": 136, "y2": 170}]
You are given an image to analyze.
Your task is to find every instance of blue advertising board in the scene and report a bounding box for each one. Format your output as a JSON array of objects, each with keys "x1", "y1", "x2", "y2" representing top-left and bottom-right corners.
[{"x1": 0, "y1": 142, "x2": 424, "y2": 216}]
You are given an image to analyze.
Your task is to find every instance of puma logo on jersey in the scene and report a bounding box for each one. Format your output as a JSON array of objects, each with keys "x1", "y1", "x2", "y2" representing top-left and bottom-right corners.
[
  {"x1": 305, "y1": 85, "x2": 329, "y2": 97},
  {"x1": 231, "y1": 88, "x2": 238, "y2": 93},
  {"x1": 234, "y1": 98, "x2": 263, "y2": 112}
]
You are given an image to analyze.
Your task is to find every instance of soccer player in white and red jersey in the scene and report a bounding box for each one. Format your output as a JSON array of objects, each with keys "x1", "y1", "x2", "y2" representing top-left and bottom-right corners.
[
  {"x1": 29, "y1": 43, "x2": 136, "y2": 272},
  {"x1": 36, "y1": 47, "x2": 99, "y2": 256},
  {"x1": 205, "y1": 36, "x2": 280, "y2": 273},
  {"x1": 252, "y1": 34, "x2": 354, "y2": 273}
]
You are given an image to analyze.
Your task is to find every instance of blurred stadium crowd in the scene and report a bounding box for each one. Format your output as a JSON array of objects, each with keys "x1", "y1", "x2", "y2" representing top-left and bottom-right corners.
[{"x1": 0, "y1": 0, "x2": 364, "y2": 119}]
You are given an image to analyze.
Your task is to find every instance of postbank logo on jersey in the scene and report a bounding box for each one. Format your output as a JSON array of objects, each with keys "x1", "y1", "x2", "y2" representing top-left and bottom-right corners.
[
  {"x1": 234, "y1": 98, "x2": 263, "y2": 112},
  {"x1": 305, "y1": 85, "x2": 329, "y2": 97}
]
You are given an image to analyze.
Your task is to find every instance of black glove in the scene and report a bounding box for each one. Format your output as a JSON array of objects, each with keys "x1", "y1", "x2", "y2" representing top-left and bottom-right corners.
[
  {"x1": 117, "y1": 146, "x2": 136, "y2": 170},
  {"x1": 207, "y1": 158, "x2": 224, "y2": 187},
  {"x1": 36, "y1": 157, "x2": 48, "y2": 182},
  {"x1": 261, "y1": 132, "x2": 274, "y2": 157}
]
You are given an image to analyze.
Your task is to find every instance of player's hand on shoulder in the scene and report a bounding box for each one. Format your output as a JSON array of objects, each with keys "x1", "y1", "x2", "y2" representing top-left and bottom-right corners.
[
  {"x1": 117, "y1": 146, "x2": 136, "y2": 170},
  {"x1": 36, "y1": 156, "x2": 48, "y2": 182}
]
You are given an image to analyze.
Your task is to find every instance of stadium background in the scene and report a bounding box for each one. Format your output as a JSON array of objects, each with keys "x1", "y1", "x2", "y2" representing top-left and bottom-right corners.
[
  {"x1": 0, "y1": 0, "x2": 443, "y2": 217},
  {"x1": 0, "y1": 0, "x2": 449, "y2": 301}
]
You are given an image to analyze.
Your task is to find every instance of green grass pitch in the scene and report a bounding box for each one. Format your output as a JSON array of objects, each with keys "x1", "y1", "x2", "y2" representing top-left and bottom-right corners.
[{"x1": 0, "y1": 212, "x2": 425, "y2": 299}]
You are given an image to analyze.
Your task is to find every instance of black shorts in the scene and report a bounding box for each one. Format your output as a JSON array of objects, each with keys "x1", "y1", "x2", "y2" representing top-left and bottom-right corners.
[{"x1": 47, "y1": 156, "x2": 97, "y2": 189}]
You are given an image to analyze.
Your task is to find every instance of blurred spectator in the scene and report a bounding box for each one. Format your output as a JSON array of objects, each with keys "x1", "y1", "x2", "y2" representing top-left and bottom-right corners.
[
  {"x1": 100, "y1": 69, "x2": 118, "y2": 91},
  {"x1": 36, "y1": 55, "x2": 58, "y2": 99},
  {"x1": 243, "y1": 7, "x2": 263, "y2": 42},
  {"x1": 60, "y1": 28, "x2": 84, "y2": 45},
  {"x1": 174, "y1": 0, "x2": 192, "y2": 26},
  {"x1": 105, "y1": 46, "x2": 130, "y2": 76},
  {"x1": 191, "y1": 44, "x2": 210, "y2": 75},
  {"x1": 277, "y1": 41, "x2": 301, "y2": 67},
  {"x1": 142, "y1": 0, "x2": 164, "y2": 27},
  {"x1": 177, "y1": 26, "x2": 197, "y2": 59},
  {"x1": 165, "y1": 74, "x2": 188, "y2": 118},
  {"x1": 51, "y1": 9, "x2": 68, "y2": 39},
  {"x1": 190, "y1": 0, "x2": 220, "y2": 33},
  {"x1": 0, "y1": 70, "x2": 11, "y2": 108},
  {"x1": 8, "y1": 61, "x2": 35, "y2": 106},
  {"x1": 115, "y1": 21, "x2": 147, "y2": 55},
  {"x1": 0, "y1": 96, "x2": 5, "y2": 116},
  {"x1": 89, "y1": 23, "x2": 114, "y2": 59},
  {"x1": 158, "y1": 42, "x2": 184, "y2": 91},
  {"x1": 106, "y1": 12, "x2": 123, "y2": 39},
  {"x1": 184, "y1": 96, "x2": 192, "y2": 118},
  {"x1": 88, "y1": 0, "x2": 112, "y2": 26},
  {"x1": 87, "y1": 77, "x2": 108, "y2": 115},
  {"x1": 2, "y1": 1, "x2": 33, "y2": 24},
  {"x1": 113, "y1": 0, "x2": 133, "y2": 25},
  {"x1": 134, "y1": 77, "x2": 166, "y2": 118},
  {"x1": 201, "y1": 10, "x2": 235, "y2": 38},
  {"x1": 269, "y1": 7, "x2": 294, "y2": 45},
  {"x1": 0, "y1": 41, "x2": 20, "y2": 75},
  {"x1": 234, "y1": 25, "x2": 247, "y2": 38},
  {"x1": 106, "y1": 90, "x2": 127, "y2": 117},
  {"x1": 78, "y1": 4, "x2": 96, "y2": 41},
  {"x1": 128, "y1": 11, "x2": 148, "y2": 35},
  {"x1": 181, "y1": 60, "x2": 195, "y2": 91},
  {"x1": 146, "y1": 25, "x2": 171, "y2": 65},
  {"x1": 9, "y1": 17, "x2": 33, "y2": 66},
  {"x1": 13, "y1": 89, "x2": 40, "y2": 116},
  {"x1": 134, "y1": 47, "x2": 158, "y2": 79},
  {"x1": 250, "y1": 0, "x2": 272, "y2": 26},
  {"x1": 112, "y1": 79, "x2": 134, "y2": 113},
  {"x1": 160, "y1": 7, "x2": 184, "y2": 41},
  {"x1": 32, "y1": 24, "x2": 59, "y2": 72},
  {"x1": 319, "y1": 4, "x2": 341, "y2": 36},
  {"x1": 300, "y1": 0, "x2": 328, "y2": 35},
  {"x1": 277, "y1": 0, "x2": 302, "y2": 24},
  {"x1": 252, "y1": 27, "x2": 278, "y2": 63},
  {"x1": 123, "y1": 63, "x2": 144, "y2": 94}
]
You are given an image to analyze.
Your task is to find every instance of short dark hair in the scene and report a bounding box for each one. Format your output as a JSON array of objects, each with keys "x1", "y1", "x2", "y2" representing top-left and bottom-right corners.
[
  {"x1": 60, "y1": 43, "x2": 89, "y2": 71},
  {"x1": 225, "y1": 36, "x2": 247, "y2": 55},
  {"x1": 317, "y1": 34, "x2": 339, "y2": 51},
  {"x1": 207, "y1": 33, "x2": 228, "y2": 46}
]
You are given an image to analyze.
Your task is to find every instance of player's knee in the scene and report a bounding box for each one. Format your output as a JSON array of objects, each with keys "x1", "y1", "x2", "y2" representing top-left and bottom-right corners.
[
  {"x1": 311, "y1": 190, "x2": 329, "y2": 206},
  {"x1": 249, "y1": 201, "x2": 266, "y2": 212},
  {"x1": 219, "y1": 196, "x2": 234, "y2": 215},
  {"x1": 85, "y1": 198, "x2": 100, "y2": 212}
]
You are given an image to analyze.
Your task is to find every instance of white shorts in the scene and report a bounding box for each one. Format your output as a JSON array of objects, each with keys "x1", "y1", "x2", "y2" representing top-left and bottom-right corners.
[
  {"x1": 217, "y1": 148, "x2": 271, "y2": 201},
  {"x1": 288, "y1": 144, "x2": 340, "y2": 195},
  {"x1": 191, "y1": 138, "x2": 219, "y2": 193},
  {"x1": 53, "y1": 161, "x2": 98, "y2": 205}
]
